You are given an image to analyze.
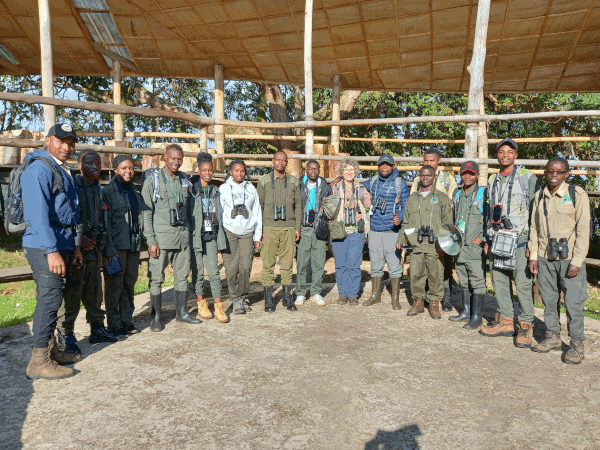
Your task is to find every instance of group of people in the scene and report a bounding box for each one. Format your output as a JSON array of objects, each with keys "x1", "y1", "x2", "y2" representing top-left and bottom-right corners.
[{"x1": 18, "y1": 124, "x2": 591, "y2": 381}]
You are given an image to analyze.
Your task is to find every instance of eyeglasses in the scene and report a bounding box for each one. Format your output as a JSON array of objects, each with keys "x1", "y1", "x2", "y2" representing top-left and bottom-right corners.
[
  {"x1": 343, "y1": 168, "x2": 356, "y2": 173},
  {"x1": 545, "y1": 170, "x2": 568, "y2": 176}
]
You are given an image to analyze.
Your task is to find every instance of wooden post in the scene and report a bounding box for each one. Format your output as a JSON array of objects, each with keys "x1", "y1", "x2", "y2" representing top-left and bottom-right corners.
[
  {"x1": 214, "y1": 65, "x2": 225, "y2": 173},
  {"x1": 112, "y1": 62, "x2": 124, "y2": 142},
  {"x1": 304, "y1": 0, "x2": 314, "y2": 155},
  {"x1": 478, "y1": 96, "x2": 489, "y2": 186},
  {"x1": 38, "y1": 0, "x2": 55, "y2": 131},
  {"x1": 464, "y1": 0, "x2": 491, "y2": 159},
  {"x1": 200, "y1": 126, "x2": 207, "y2": 151},
  {"x1": 331, "y1": 74, "x2": 341, "y2": 154}
]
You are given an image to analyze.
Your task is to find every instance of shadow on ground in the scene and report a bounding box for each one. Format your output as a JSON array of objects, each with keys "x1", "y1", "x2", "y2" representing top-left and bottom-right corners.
[{"x1": 364, "y1": 425, "x2": 422, "y2": 450}]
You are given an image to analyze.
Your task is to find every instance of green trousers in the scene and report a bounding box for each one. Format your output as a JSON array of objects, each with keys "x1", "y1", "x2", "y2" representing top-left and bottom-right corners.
[
  {"x1": 222, "y1": 230, "x2": 254, "y2": 299},
  {"x1": 191, "y1": 239, "x2": 222, "y2": 298},
  {"x1": 262, "y1": 226, "x2": 296, "y2": 286},
  {"x1": 455, "y1": 253, "x2": 486, "y2": 295},
  {"x1": 58, "y1": 256, "x2": 105, "y2": 335},
  {"x1": 490, "y1": 245, "x2": 534, "y2": 322},
  {"x1": 296, "y1": 226, "x2": 327, "y2": 296},
  {"x1": 104, "y1": 250, "x2": 140, "y2": 328},
  {"x1": 538, "y1": 258, "x2": 587, "y2": 343},
  {"x1": 148, "y1": 246, "x2": 190, "y2": 296},
  {"x1": 410, "y1": 252, "x2": 444, "y2": 302}
]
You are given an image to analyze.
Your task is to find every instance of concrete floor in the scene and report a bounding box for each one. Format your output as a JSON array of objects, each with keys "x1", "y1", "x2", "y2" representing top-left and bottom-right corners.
[{"x1": 2, "y1": 282, "x2": 600, "y2": 450}]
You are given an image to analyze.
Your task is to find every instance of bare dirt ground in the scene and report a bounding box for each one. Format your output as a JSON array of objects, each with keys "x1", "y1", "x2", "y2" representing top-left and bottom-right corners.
[{"x1": 2, "y1": 257, "x2": 600, "y2": 449}]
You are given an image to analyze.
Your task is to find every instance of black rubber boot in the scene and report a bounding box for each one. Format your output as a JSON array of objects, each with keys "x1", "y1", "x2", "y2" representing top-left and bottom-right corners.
[
  {"x1": 441, "y1": 288, "x2": 453, "y2": 312},
  {"x1": 175, "y1": 291, "x2": 201, "y2": 324},
  {"x1": 89, "y1": 321, "x2": 118, "y2": 343},
  {"x1": 284, "y1": 285, "x2": 297, "y2": 311},
  {"x1": 464, "y1": 293, "x2": 484, "y2": 330},
  {"x1": 264, "y1": 286, "x2": 275, "y2": 312},
  {"x1": 449, "y1": 289, "x2": 470, "y2": 322},
  {"x1": 150, "y1": 294, "x2": 164, "y2": 332}
]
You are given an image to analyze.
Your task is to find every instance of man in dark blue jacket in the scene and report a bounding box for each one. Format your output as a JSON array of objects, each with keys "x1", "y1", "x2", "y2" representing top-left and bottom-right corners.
[
  {"x1": 363, "y1": 154, "x2": 410, "y2": 309},
  {"x1": 22, "y1": 123, "x2": 83, "y2": 380}
]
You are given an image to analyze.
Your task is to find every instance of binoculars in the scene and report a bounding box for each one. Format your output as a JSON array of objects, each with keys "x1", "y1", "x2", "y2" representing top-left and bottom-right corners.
[
  {"x1": 491, "y1": 217, "x2": 513, "y2": 232},
  {"x1": 87, "y1": 222, "x2": 108, "y2": 250},
  {"x1": 273, "y1": 205, "x2": 286, "y2": 221},
  {"x1": 345, "y1": 207, "x2": 356, "y2": 226},
  {"x1": 548, "y1": 237, "x2": 569, "y2": 260},
  {"x1": 303, "y1": 209, "x2": 317, "y2": 226},
  {"x1": 130, "y1": 234, "x2": 141, "y2": 252},
  {"x1": 373, "y1": 198, "x2": 387, "y2": 214},
  {"x1": 231, "y1": 204, "x2": 249, "y2": 219},
  {"x1": 170, "y1": 201, "x2": 186, "y2": 227},
  {"x1": 417, "y1": 225, "x2": 435, "y2": 244}
]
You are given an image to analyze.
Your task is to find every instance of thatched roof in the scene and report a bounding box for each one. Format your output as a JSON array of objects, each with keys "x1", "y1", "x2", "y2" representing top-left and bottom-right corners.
[{"x1": 0, "y1": 0, "x2": 598, "y2": 92}]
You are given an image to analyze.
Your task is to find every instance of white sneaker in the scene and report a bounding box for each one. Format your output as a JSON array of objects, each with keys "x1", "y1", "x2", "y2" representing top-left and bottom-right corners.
[
  {"x1": 295, "y1": 295, "x2": 305, "y2": 306},
  {"x1": 311, "y1": 294, "x2": 326, "y2": 306}
]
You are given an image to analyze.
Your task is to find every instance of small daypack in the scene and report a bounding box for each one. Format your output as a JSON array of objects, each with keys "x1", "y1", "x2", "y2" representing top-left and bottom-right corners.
[
  {"x1": 453, "y1": 186, "x2": 486, "y2": 214},
  {"x1": 369, "y1": 174, "x2": 403, "y2": 205}
]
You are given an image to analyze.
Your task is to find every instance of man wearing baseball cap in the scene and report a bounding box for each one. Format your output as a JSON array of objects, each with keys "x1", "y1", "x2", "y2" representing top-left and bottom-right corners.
[{"x1": 449, "y1": 161, "x2": 488, "y2": 330}]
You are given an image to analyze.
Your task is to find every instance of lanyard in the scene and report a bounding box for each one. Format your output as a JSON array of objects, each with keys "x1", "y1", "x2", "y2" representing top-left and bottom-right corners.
[
  {"x1": 372, "y1": 176, "x2": 393, "y2": 204},
  {"x1": 458, "y1": 186, "x2": 478, "y2": 238},
  {"x1": 201, "y1": 185, "x2": 214, "y2": 215},
  {"x1": 231, "y1": 181, "x2": 246, "y2": 207},
  {"x1": 418, "y1": 190, "x2": 435, "y2": 229},
  {"x1": 492, "y1": 167, "x2": 517, "y2": 215},
  {"x1": 541, "y1": 187, "x2": 575, "y2": 244},
  {"x1": 342, "y1": 180, "x2": 356, "y2": 209},
  {"x1": 163, "y1": 168, "x2": 182, "y2": 202},
  {"x1": 271, "y1": 172, "x2": 287, "y2": 205}
]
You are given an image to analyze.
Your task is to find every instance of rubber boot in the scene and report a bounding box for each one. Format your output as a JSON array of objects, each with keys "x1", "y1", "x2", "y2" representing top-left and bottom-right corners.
[
  {"x1": 464, "y1": 293, "x2": 484, "y2": 330},
  {"x1": 449, "y1": 289, "x2": 471, "y2": 322},
  {"x1": 264, "y1": 286, "x2": 275, "y2": 312},
  {"x1": 89, "y1": 321, "x2": 118, "y2": 344},
  {"x1": 441, "y1": 288, "x2": 453, "y2": 312},
  {"x1": 26, "y1": 346, "x2": 74, "y2": 380},
  {"x1": 363, "y1": 277, "x2": 382, "y2": 306},
  {"x1": 150, "y1": 294, "x2": 164, "y2": 332},
  {"x1": 196, "y1": 297, "x2": 213, "y2": 320},
  {"x1": 391, "y1": 278, "x2": 401, "y2": 310},
  {"x1": 284, "y1": 285, "x2": 297, "y2": 311},
  {"x1": 214, "y1": 302, "x2": 230, "y2": 323},
  {"x1": 175, "y1": 291, "x2": 201, "y2": 324},
  {"x1": 49, "y1": 336, "x2": 81, "y2": 365}
]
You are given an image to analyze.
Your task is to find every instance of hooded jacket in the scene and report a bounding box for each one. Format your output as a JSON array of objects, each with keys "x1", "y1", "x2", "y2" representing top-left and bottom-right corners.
[
  {"x1": 362, "y1": 167, "x2": 409, "y2": 233},
  {"x1": 219, "y1": 176, "x2": 262, "y2": 242}
]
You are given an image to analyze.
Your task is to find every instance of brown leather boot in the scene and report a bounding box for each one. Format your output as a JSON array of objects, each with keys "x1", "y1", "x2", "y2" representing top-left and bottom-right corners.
[
  {"x1": 49, "y1": 336, "x2": 81, "y2": 365},
  {"x1": 197, "y1": 297, "x2": 213, "y2": 320},
  {"x1": 363, "y1": 277, "x2": 382, "y2": 306},
  {"x1": 391, "y1": 278, "x2": 401, "y2": 310},
  {"x1": 407, "y1": 297, "x2": 424, "y2": 316},
  {"x1": 515, "y1": 321, "x2": 534, "y2": 348},
  {"x1": 428, "y1": 301, "x2": 441, "y2": 320},
  {"x1": 213, "y1": 302, "x2": 230, "y2": 323},
  {"x1": 563, "y1": 341, "x2": 584, "y2": 364},
  {"x1": 479, "y1": 313, "x2": 515, "y2": 337},
  {"x1": 26, "y1": 347, "x2": 74, "y2": 380}
]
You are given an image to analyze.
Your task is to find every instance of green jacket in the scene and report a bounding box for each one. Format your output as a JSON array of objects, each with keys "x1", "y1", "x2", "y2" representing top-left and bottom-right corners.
[
  {"x1": 453, "y1": 185, "x2": 487, "y2": 263},
  {"x1": 102, "y1": 176, "x2": 143, "y2": 257},
  {"x1": 188, "y1": 180, "x2": 227, "y2": 251},
  {"x1": 399, "y1": 189, "x2": 453, "y2": 254},
  {"x1": 257, "y1": 172, "x2": 301, "y2": 230},
  {"x1": 141, "y1": 169, "x2": 191, "y2": 250}
]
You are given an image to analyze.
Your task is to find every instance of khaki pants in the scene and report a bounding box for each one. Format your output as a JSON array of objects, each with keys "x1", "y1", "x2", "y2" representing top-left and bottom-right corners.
[
  {"x1": 222, "y1": 230, "x2": 254, "y2": 299},
  {"x1": 191, "y1": 239, "x2": 221, "y2": 298},
  {"x1": 296, "y1": 226, "x2": 327, "y2": 296},
  {"x1": 262, "y1": 226, "x2": 296, "y2": 286},
  {"x1": 148, "y1": 247, "x2": 190, "y2": 296},
  {"x1": 410, "y1": 252, "x2": 444, "y2": 302}
]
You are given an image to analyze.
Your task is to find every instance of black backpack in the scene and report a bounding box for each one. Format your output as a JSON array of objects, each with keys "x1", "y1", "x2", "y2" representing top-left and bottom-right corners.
[{"x1": 4, "y1": 157, "x2": 65, "y2": 235}]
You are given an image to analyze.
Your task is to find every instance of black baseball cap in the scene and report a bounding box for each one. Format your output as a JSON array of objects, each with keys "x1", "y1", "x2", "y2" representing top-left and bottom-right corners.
[
  {"x1": 378, "y1": 154, "x2": 395, "y2": 166},
  {"x1": 460, "y1": 160, "x2": 479, "y2": 174},
  {"x1": 495, "y1": 137, "x2": 518, "y2": 152},
  {"x1": 47, "y1": 123, "x2": 77, "y2": 141}
]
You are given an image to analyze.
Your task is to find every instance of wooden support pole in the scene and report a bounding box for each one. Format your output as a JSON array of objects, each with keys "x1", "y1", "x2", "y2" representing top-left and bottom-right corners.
[
  {"x1": 331, "y1": 74, "x2": 341, "y2": 154},
  {"x1": 478, "y1": 96, "x2": 489, "y2": 186},
  {"x1": 464, "y1": 0, "x2": 491, "y2": 159},
  {"x1": 200, "y1": 126, "x2": 207, "y2": 151},
  {"x1": 214, "y1": 65, "x2": 224, "y2": 155},
  {"x1": 304, "y1": 0, "x2": 314, "y2": 155},
  {"x1": 112, "y1": 62, "x2": 124, "y2": 142},
  {"x1": 38, "y1": 0, "x2": 55, "y2": 132}
]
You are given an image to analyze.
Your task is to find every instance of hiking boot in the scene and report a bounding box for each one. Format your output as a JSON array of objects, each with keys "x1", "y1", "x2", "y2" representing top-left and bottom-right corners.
[
  {"x1": 428, "y1": 301, "x2": 441, "y2": 320},
  {"x1": 363, "y1": 277, "x2": 382, "y2": 306},
  {"x1": 479, "y1": 314, "x2": 515, "y2": 337},
  {"x1": 243, "y1": 299, "x2": 252, "y2": 312},
  {"x1": 150, "y1": 294, "x2": 164, "y2": 332},
  {"x1": 233, "y1": 298, "x2": 246, "y2": 315},
  {"x1": 450, "y1": 289, "x2": 470, "y2": 322},
  {"x1": 26, "y1": 347, "x2": 74, "y2": 380},
  {"x1": 296, "y1": 295, "x2": 306, "y2": 306},
  {"x1": 284, "y1": 286, "x2": 296, "y2": 311},
  {"x1": 407, "y1": 297, "x2": 425, "y2": 316},
  {"x1": 532, "y1": 334, "x2": 562, "y2": 353},
  {"x1": 311, "y1": 294, "x2": 326, "y2": 306},
  {"x1": 175, "y1": 291, "x2": 201, "y2": 324},
  {"x1": 337, "y1": 297, "x2": 348, "y2": 305},
  {"x1": 464, "y1": 293, "x2": 484, "y2": 330},
  {"x1": 348, "y1": 297, "x2": 358, "y2": 306},
  {"x1": 89, "y1": 321, "x2": 118, "y2": 343},
  {"x1": 63, "y1": 334, "x2": 81, "y2": 355},
  {"x1": 49, "y1": 337, "x2": 81, "y2": 365},
  {"x1": 391, "y1": 278, "x2": 401, "y2": 310},
  {"x1": 214, "y1": 302, "x2": 230, "y2": 323},
  {"x1": 122, "y1": 322, "x2": 139, "y2": 335},
  {"x1": 264, "y1": 286, "x2": 275, "y2": 312},
  {"x1": 196, "y1": 298, "x2": 213, "y2": 320},
  {"x1": 515, "y1": 321, "x2": 534, "y2": 348},
  {"x1": 441, "y1": 288, "x2": 453, "y2": 312},
  {"x1": 563, "y1": 341, "x2": 584, "y2": 365}
]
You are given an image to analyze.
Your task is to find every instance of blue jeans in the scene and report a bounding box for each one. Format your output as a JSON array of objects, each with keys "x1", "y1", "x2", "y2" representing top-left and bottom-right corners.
[{"x1": 332, "y1": 232, "x2": 364, "y2": 298}]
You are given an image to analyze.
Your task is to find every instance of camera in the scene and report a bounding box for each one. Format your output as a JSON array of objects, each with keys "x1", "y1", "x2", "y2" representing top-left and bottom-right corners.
[
  {"x1": 491, "y1": 204, "x2": 514, "y2": 231},
  {"x1": 87, "y1": 222, "x2": 108, "y2": 250},
  {"x1": 170, "y1": 201, "x2": 186, "y2": 227},
  {"x1": 548, "y1": 237, "x2": 569, "y2": 260},
  {"x1": 73, "y1": 222, "x2": 84, "y2": 247},
  {"x1": 303, "y1": 209, "x2": 317, "y2": 226},
  {"x1": 345, "y1": 207, "x2": 356, "y2": 226},
  {"x1": 373, "y1": 198, "x2": 387, "y2": 214},
  {"x1": 130, "y1": 222, "x2": 141, "y2": 252},
  {"x1": 417, "y1": 225, "x2": 435, "y2": 244},
  {"x1": 231, "y1": 204, "x2": 249, "y2": 219},
  {"x1": 273, "y1": 205, "x2": 286, "y2": 221}
]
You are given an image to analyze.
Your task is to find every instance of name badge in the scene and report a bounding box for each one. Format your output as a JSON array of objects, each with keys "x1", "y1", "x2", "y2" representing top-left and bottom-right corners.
[
  {"x1": 369, "y1": 205, "x2": 374, "y2": 216},
  {"x1": 204, "y1": 220, "x2": 213, "y2": 232},
  {"x1": 457, "y1": 220, "x2": 466, "y2": 233}
]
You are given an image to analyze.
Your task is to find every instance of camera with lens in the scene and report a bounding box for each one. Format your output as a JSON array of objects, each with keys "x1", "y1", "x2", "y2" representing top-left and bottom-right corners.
[
  {"x1": 548, "y1": 237, "x2": 569, "y2": 260},
  {"x1": 373, "y1": 198, "x2": 387, "y2": 214},
  {"x1": 273, "y1": 205, "x2": 286, "y2": 221},
  {"x1": 345, "y1": 207, "x2": 356, "y2": 226},
  {"x1": 231, "y1": 204, "x2": 249, "y2": 219},
  {"x1": 170, "y1": 201, "x2": 186, "y2": 227},
  {"x1": 93, "y1": 226, "x2": 108, "y2": 250},
  {"x1": 73, "y1": 222, "x2": 84, "y2": 247},
  {"x1": 417, "y1": 225, "x2": 435, "y2": 244},
  {"x1": 491, "y1": 204, "x2": 513, "y2": 231},
  {"x1": 303, "y1": 209, "x2": 317, "y2": 226}
]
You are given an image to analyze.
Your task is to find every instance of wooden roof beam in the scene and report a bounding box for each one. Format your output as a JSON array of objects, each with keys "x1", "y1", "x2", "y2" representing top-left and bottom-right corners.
[{"x1": 92, "y1": 43, "x2": 138, "y2": 71}]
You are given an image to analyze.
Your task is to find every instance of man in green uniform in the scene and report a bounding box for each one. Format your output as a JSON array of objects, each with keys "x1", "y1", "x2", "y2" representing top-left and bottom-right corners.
[
  {"x1": 480, "y1": 138, "x2": 540, "y2": 348},
  {"x1": 58, "y1": 150, "x2": 117, "y2": 353},
  {"x1": 398, "y1": 165, "x2": 452, "y2": 319},
  {"x1": 529, "y1": 157, "x2": 590, "y2": 364},
  {"x1": 411, "y1": 147, "x2": 458, "y2": 312},
  {"x1": 142, "y1": 144, "x2": 199, "y2": 331},
  {"x1": 257, "y1": 150, "x2": 301, "y2": 312},
  {"x1": 449, "y1": 161, "x2": 487, "y2": 330}
]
